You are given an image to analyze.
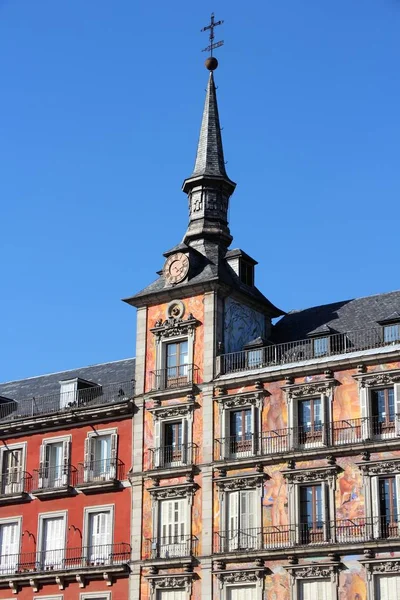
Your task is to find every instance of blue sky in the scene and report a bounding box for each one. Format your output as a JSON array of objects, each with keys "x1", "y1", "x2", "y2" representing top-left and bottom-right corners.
[{"x1": 1, "y1": 0, "x2": 400, "y2": 382}]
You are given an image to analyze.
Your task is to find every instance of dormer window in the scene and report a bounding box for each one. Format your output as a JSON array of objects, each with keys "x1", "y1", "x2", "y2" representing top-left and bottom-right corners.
[
  {"x1": 313, "y1": 336, "x2": 329, "y2": 358},
  {"x1": 240, "y1": 260, "x2": 254, "y2": 287},
  {"x1": 225, "y1": 249, "x2": 257, "y2": 288},
  {"x1": 384, "y1": 324, "x2": 400, "y2": 344},
  {"x1": 59, "y1": 378, "x2": 101, "y2": 409}
]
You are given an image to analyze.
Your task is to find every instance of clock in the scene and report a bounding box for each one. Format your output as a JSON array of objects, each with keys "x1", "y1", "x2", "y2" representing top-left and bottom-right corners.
[{"x1": 164, "y1": 252, "x2": 190, "y2": 284}]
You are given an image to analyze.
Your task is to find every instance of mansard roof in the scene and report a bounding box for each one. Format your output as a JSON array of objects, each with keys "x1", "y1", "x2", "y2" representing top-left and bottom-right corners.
[
  {"x1": 272, "y1": 289, "x2": 400, "y2": 343},
  {"x1": 0, "y1": 358, "x2": 135, "y2": 403}
]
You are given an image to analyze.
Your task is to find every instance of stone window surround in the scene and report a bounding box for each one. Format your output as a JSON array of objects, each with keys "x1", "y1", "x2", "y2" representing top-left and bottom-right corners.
[
  {"x1": 0, "y1": 441, "x2": 27, "y2": 477},
  {"x1": 284, "y1": 562, "x2": 341, "y2": 600},
  {"x1": 80, "y1": 594, "x2": 111, "y2": 600},
  {"x1": 358, "y1": 458, "x2": 400, "y2": 536},
  {"x1": 147, "y1": 399, "x2": 195, "y2": 467},
  {"x1": 214, "y1": 565, "x2": 267, "y2": 600},
  {"x1": 146, "y1": 573, "x2": 194, "y2": 599},
  {"x1": 216, "y1": 389, "x2": 266, "y2": 459},
  {"x1": 150, "y1": 309, "x2": 200, "y2": 374},
  {"x1": 359, "y1": 558, "x2": 400, "y2": 600},
  {"x1": 282, "y1": 463, "x2": 339, "y2": 543},
  {"x1": 353, "y1": 368, "x2": 400, "y2": 438},
  {"x1": 282, "y1": 376, "x2": 337, "y2": 449},
  {"x1": 82, "y1": 503, "x2": 115, "y2": 551}
]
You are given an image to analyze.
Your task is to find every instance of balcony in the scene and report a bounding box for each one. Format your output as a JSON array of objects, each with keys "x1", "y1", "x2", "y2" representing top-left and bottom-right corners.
[
  {"x1": 145, "y1": 535, "x2": 198, "y2": 561},
  {"x1": 75, "y1": 458, "x2": 125, "y2": 493},
  {"x1": 148, "y1": 443, "x2": 198, "y2": 470},
  {"x1": 0, "y1": 470, "x2": 32, "y2": 504},
  {"x1": 217, "y1": 327, "x2": 400, "y2": 376},
  {"x1": 32, "y1": 464, "x2": 77, "y2": 499},
  {"x1": 149, "y1": 364, "x2": 200, "y2": 392},
  {"x1": 0, "y1": 380, "x2": 135, "y2": 432},
  {"x1": 214, "y1": 415, "x2": 400, "y2": 462},
  {"x1": 0, "y1": 543, "x2": 131, "y2": 590},
  {"x1": 213, "y1": 517, "x2": 400, "y2": 554}
]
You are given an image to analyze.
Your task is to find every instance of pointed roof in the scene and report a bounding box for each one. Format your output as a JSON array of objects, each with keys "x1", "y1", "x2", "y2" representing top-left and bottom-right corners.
[{"x1": 183, "y1": 72, "x2": 235, "y2": 188}]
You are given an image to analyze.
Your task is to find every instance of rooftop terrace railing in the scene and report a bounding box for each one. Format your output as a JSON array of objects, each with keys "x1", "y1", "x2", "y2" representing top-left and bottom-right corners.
[
  {"x1": 0, "y1": 380, "x2": 135, "y2": 424},
  {"x1": 217, "y1": 327, "x2": 400, "y2": 375}
]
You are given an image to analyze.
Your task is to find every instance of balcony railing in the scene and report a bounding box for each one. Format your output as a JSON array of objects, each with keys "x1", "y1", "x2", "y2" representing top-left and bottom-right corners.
[
  {"x1": 149, "y1": 364, "x2": 200, "y2": 391},
  {"x1": 214, "y1": 415, "x2": 400, "y2": 460},
  {"x1": 76, "y1": 458, "x2": 125, "y2": 485},
  {"x1": 145, "y1": 535, "x2": 198, "y2": 559},
  {"x1": 0, "y1": 543, "x2": 131, "y2": 576},
  {"x1": 213, "y1": 517, "x2": 400, "y2": 553},
  {"x1": 32, "y1": 464, "x2": 77, "y2": 491},
  {"x1": 0, "y1": 380, "x2": 135, "y2": 424},
  {"x1": 148, "y1": 444, "x2": 197, "y2": 470},
  {"x1": 218, "y1": 327, "x2": 400, "y2": 375},
  {"x1": 0, "y1": 470, "x2": 32, "y2": 496}
]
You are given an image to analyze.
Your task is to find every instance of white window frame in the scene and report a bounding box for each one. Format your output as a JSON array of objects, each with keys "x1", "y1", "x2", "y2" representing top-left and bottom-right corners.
[
  {"x1": 0, "y1": 516, "x2": 22, "y2": 574},
  {"x1": 361, "y1": 559, "x2": 400, "y2": 600},
  {"x1": 148, "y1": 576, "x2": 193, "y2": 600},
  {"x1": 216, "y1": 570, "x2": 264, "y2": 600},
  {"x1": 285, "y1": 563, "x2": 339, "y2": 600},
  {"x1": 375, "y1": 574, "x2": 400, "y2": 599},
  {"x1": 354, "y1": 370, "x2": 400, "y2": 439},
  {"x1": 359, "y1": 459, "x2": 400, "y2": 539},
  {"x1": 0, "y1": 442, "x2": 27, "y2": 494},
  {"x1": 36, "y1": 596, "x2": 64, "y2": 600},
  {"x1": 217, "y1": 391, "x2": 264, "y2": 459},
  {"x1": 83, "y1": 504, "x2": 115, "y2": 553},
  {"x1": 38, "y1": 435, "x2": 71, "y2": 488},
  {"x1": 37, "y1": 510, "x2": 68, "y2": 569},
  {"x1": 80, "y1": 594, "x2": 111, "y2": 600},
  {"x1": 84, "y1": 428, "x2": 118, "y2": 481}
]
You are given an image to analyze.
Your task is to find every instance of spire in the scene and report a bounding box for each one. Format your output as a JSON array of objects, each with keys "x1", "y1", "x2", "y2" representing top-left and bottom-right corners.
[{"x1": 182, "y1": 62, "x2": 236, "y2": 248}]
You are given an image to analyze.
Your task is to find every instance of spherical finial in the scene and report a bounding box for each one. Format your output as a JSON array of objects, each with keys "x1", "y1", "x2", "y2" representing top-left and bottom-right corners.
[{"x1": 205, "y1": 56, "x2": 218, "y2": 71}]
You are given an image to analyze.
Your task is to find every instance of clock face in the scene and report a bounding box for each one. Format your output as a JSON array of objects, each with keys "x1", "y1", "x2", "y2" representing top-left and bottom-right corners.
[{"x1": 164, "y1": 252, "x2": 190, "y2": 284}]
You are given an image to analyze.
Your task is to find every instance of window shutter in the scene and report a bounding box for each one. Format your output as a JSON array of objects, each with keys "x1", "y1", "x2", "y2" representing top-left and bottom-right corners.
[
  {"x1": 321, "y1": 482, "x2": 330, "y2": 542},
  {"x1": 394, "y1": 384, "x2": 400, "y2": 436},
  {"x1": 321, "y1": 394, "x2": 328, "y2": 445},
  {"x1": 360, "y1": 386, "x2": 371, "y2": 440},
  {"x1": 62, "y1": 440, "x2": 70, "y2": 486},
  {"x1": 378, "y1": 576, "x2": 390, "y2": 600},
  {"x1": 291, "y1": 400, "x2": 298, "y2": 449},
  {"x1": 228, "y1": 491, "x2": 239, "y2": 550},
  {"x1": 83, "y1": 436, "x2": 92, "y2": 482},
  {"x1": 396, "y1": 475, "x2": 400, "y2": 535},
  {"x1": 38, "y1": 444, "x2": 46, "y2": 488},
  {"x1": 223, "y1": 409, "x2": 230, "y2": 458},
  {"x1": 154, "y1": 420, "x2": 161, "y2": 467},
  {"x1": 240, "y1": 489, "x2": 256, "y2": 548},
  {"x1": 371, "y1": 476, "x2": 380, "y2": 538},
  {"x1": 110, "y1": 433, "x2": 117, "y2": 478},
  {"x1": 181, "y1": 419, "x2": 188, "y2": 464},
  {"x1": 251, "y1": 405, "x2": 258, "y2": 454}
]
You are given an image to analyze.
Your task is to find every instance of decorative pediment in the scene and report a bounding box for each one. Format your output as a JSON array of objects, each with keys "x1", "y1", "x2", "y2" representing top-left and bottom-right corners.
[
  {"x1": 216, "y1": 390, "x2": 266, "y2": 410},
  {"x1": 357, "y1": 459, "x2": 400, "y2": 476},
  {"x1": 147, "y1": 573, "x2": 194, "y2": 591},
  {"x1": 353, "y1": 368, "x2": 400, "y2": 388},
  {"x1": 215, "y1": 472, "x2": 266, "y2": 491},
  {"x1": 214, "y1": 568, "x2": 267, "y2": 585},
  {"x1": 283, "y1": 377, "x2": 337, "y2": 399},
  {"x1": 150, "y1": 314, "x2": 200, "y2": 339},
  {"x1": 285, "y1": 562, "x2": 341, "y2": 582},
  {"x1": 148, "y1": 481, "x2": 198, "y2": 500},
  {"x1": 147, "y1": 400, "x2": 195, "y2": 420},
  {"x1": 282, "y1": 464, "x2": 340, "y2": 484}
]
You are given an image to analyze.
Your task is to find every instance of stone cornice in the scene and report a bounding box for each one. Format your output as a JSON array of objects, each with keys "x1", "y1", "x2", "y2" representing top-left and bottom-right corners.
[
  {"x1": 282, "y1": 464, "x2": 340, "y2": 484},
  {"x1": 216, "y1": 390, "x2": 267, "y2": 409},
  {"x1": 357, "y1": 458, "x2": 400, "y2": 476},
  {"x1": 147, "y1": 400, "x2": 195, "y2": 420},
  {"x1": 284, "y1": 562, "x2": 341, "y2": 581},
  {"x1": 148, "y1": 481, "x2": 198, "y2": 500},
  {"x1": 150, "y1": 314, "x2": 200, "y2": 339},
  {"x1": 215, "y1": 472, "x2": 266, "y2": 491},
  {"x1": 353, "y1": 368, "x2": 400, "y2": 388},
  {"x1": 359, "y1": 558, "x2": 400, "y2": 574},
  {"x1": 282, "y1": 377, "x2": 338, "y2": 398},
  {"x1": 214, "y1": 568, "x2": 267, "y2": 584},
  {"x1": 146, "y1": 573, "x2": 194, "y2": 590}
]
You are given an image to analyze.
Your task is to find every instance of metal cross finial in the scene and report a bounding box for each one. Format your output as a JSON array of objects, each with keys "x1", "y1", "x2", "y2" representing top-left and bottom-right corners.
[{"x1": 201, "y1": 12, "x2": 224, "y2": 56}]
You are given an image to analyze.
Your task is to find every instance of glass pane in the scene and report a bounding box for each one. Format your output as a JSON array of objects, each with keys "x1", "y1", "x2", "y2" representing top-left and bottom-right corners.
[
  {"x1": 388, "y1": 388, "x2": 395, "y2": 421},
  {"x1": 384, "y1": 325, "x2": 400, "y2": 343},
  {"x1": 299, "y1": 400, "x2": 311, "y2": 429},
  {"x1": 313, "y1": 337, "x2": 328, "y2": 357}
]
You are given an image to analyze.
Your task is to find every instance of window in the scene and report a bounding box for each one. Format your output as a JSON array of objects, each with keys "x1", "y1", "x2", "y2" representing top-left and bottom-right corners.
[
  {"x1": 371, "y1": 388, "x2": 395, "y2": 436},
  {"x1": 166, "y1": 340, "x2": 189, "y2": 386},
  {"x1": 228, "y1": 587, "x2": 257, "y2": 600},
  {"x1": 0, "y1": 519, "x2": 20, "y2": 574},
  {"x1": 376, "y1": 575, "x2": 400, "y2": 599},
  {"x1": 227, "y1": 489, "x2": 257, "y2": 550},
  {"x1": 220, "y1": 401, "x2": 259, "y2": 459},
  {"x1": 384, "y1": 324, "x2": 400, "y2": 344},
  {"x1": 159, "y1": 498, "x2": 187, "y2": 558},
  {"x1": 153, "y1": 414, "x2": 191, "y2": 468},
  {"x1": 229, "y1": 409, "x2": 252, "y2": 455},
  {"x1": 81, "y1": 595, "x2": 111, "y2": 600},
  {"x1": 298, "y1": 398, "x2": 323, "y2": 445},
  {"x1": 87, "y1": 510, "x2": 112, "y2": 564},
  {"x1": 1, "y1": 446, "x2": 24, "y2": 494},
  {"x1": 239, "y1": 261, "x2": 254, "y2": 286},
  {"x1": 313, "y1": 337, "x2": 329, "y2": 357},
  {"x1": 299, "y1": 580, "x2": 331, "y2": 600},
  {"x1": 38, "y1": 438, "x2": 70, "y2": 489},
  {"x1": 371, "y1": 475, "x2": 400, "y2": 539},
  {"x1": 39, "y1": 514, "x2": 66, "y2": 569},
  {"x1": 299, "y1": 485, "x2": 323, "y2": 543},
  {"x1": 84, "y1": 431, "x2": 117, "y2": 482},
  {"x1": 157, "y1": 591, "x2": 185, "y2": 600}
]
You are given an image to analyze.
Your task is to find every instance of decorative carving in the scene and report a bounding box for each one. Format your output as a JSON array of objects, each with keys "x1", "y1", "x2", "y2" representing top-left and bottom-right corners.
[
  {"x1": 76, "y1": 574, "x2": 85, "y2": 588},
  {"x1": 103, "y1": 571, "x2": 113, "y2": 586},
  {"x1": 217, "y1": 391, "x2": 265, "y2": 408},
  {"x1": 149, "y1": 482, "x2": 197, "y2": 500},
  {"x1": 215, "y1": 569, "x2": 265, "y2": 584},
  {"x1": 326, "y1": 455, "x2": 336, "y2": 466},
  {"x1": 150, "y1": 402, "x2": 194, "y2": 420},
  {"x1": 55, "y1": 575, "x2": 65, "y2": 590},
  {"x1": 215, "y1": 473, "x2": 266, "y2": 491},
  {"x1": 8, "y1": 580, "x2": 18, "y2": 594},
  {"x1": 361, "y1": 450, "x2": 370, "y2": 462},
  {"x1": 167, "y1": 300, "x2": 185, "y2": 319},
  {"x1": 358, "y1": 460, "x2": 400, "y2": 476},
  {"x1": 283, "y1": 379, "x2": 337, "y2": 398},
  {"x1": 151, "y1": 314, "x2": 199, "y2": 339},
  {"x1": 283, "y1": 466, "x2": 339, "y2": 483},
  {"x1": 149, "y1": 575, "x2": 193, "y2": 590},
  {"x1": 286, "y1": 562, "x2": 341, "y2": 583},
  {"x1": 354, "y1": 368, "x2": 400, "y2": 388},
  {"x1": 29, "y1": 578, "x2": 39, "y2": 592},
  {"x1": 370, "y1": 561, "x2": 400, "y2": 573}
]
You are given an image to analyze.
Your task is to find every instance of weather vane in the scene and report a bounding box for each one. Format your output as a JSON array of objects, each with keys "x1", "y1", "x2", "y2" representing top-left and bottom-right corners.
[{"x1": 201, "y1": 12, "x2": 224, "y2": 71}]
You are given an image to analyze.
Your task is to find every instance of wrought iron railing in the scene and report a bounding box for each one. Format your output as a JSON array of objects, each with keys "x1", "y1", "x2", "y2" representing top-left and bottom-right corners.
[
  {"x1": 0, "y1": 543, "x2": 131, "y2": 576},
  {"x1": 32, "y1": 464, "x2": 77, "y2": 491},
  {"x1": 148, "y1": 444, "x2": 198, "y2": 469},
  {"x1": 214, "y1": 415, "x2": 400, "y2": 460},
  {"x1": 149, "y1": 364, "x2": 200, "y2": 391},
  {"x1": 217, "y1": 327, "x2": 400, "y2": 375},
  {"x1": 213, "y1": 517, "x2": 400, "y2": 553},
  {"x1": 0, "y1": 380, "x2": 135, "y2": 424},
  {"x1": 145, "y1": 535, "x2": 198, "y2": 559},
  {"x1": 0, "y1": 470, "x2": 32, "y2": 495},
  {"x1": 76, "y1": 458, "x2": 125, "y2": 485}
]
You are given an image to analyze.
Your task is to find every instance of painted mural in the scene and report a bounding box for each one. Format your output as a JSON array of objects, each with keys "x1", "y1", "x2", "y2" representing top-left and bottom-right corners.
[{"x1": 224, "y1": 296, "x2": 266, "y2": 353}]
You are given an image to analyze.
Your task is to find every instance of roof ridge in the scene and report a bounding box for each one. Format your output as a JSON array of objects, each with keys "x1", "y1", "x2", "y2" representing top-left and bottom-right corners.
[{"x1": 0, "y1": 357, "x2": 135, "y2": 386}]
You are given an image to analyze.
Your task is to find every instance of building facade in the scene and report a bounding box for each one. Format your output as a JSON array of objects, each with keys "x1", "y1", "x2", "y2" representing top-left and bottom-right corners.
[{"x1": 1, "y1": 57, "x2": 400, "y2": 600}]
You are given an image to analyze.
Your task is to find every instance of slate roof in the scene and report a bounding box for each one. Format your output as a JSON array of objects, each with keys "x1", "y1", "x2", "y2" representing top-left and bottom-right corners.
[
  {"x1": 272, "y1": 290, "x2": 400, "y2": 343},
  {"x1": 0, "y1": 358, "x2": 135, "y2": 403}
]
